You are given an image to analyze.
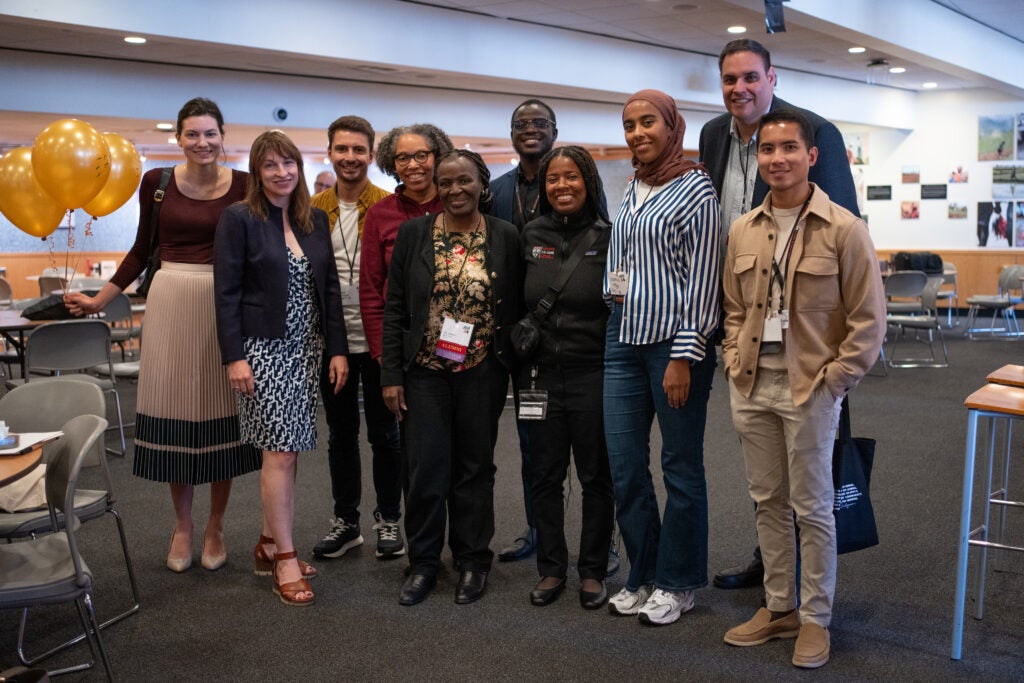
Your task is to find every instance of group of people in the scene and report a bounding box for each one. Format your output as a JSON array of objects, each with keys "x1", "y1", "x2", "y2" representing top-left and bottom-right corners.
[{"x1": 64, "y1": 38, "x2": 886, "y2": 669}]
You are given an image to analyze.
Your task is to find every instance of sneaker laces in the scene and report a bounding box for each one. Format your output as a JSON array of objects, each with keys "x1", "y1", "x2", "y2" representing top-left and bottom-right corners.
[
  {"x1": 322, "y1": 518, "x2": 353, "y2": 541},
  {"x1": 375, "y1": 520, "x2": 400, "y2": 542}
]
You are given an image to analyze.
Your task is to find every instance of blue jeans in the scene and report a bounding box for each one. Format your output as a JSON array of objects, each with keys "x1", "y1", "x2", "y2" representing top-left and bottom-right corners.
[{"x1": 603, "y1": 303, "x2": 715, "y2": 592}]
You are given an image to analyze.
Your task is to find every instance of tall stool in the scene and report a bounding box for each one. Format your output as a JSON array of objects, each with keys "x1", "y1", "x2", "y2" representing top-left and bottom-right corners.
[{"x1": 951, "y1": 381, "x2": 1024, "y2": 659}]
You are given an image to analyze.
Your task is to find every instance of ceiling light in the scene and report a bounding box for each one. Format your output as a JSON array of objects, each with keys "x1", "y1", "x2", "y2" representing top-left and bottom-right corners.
[
  {"x1": 167, "y1": 135, "x2": 177, "y2": 144},
  {"x1": 889, "y1": 66, "x2": 906, "y2": 74},
  {"x1": 155, "y1": 122, "x2": 174, "y2": 131},
  {"x1": 922, "y1": 82, "x2": 938, "y2": 89},
  {"x1": 124, "y1": 36, "x2": 147, "y2": 44},
  {"x1": 323, "y1": 156, "x2": 330, "y2": 165},
  {"x1": 727, "y1": 26, "x2": 747, "y2": 34},
  {"x1": 848, "y1": 47, "x2": 866, "y2": 54}
]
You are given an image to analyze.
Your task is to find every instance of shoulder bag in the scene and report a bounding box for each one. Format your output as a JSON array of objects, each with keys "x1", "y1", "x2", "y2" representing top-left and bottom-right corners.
[
  {"x1": 135, "y1": 167, "x2": 174, "y2": 297},
  {"x1": 833, "y1": 397, "x2": 879, "y2": 554},
  {"x1": 511, "y1": 226, "x2": 601, "y2": 359}
]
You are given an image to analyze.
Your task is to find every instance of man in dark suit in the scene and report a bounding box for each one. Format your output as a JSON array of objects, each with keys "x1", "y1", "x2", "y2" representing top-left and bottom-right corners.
[{"x1": 699, "y1": 39, "x2": 859, "y2": 591}]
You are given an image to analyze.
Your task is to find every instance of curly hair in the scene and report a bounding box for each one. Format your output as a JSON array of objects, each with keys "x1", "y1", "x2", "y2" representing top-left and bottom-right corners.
[
  {"x1": 245, "y1": 130, "x2": 314, "y2": 233},
  {"x1": 434, "y1": 150, "x2": 493, "y2": 214},
  {"x1": 375, "y1": 123, "x2": 454, "y2": 180},
  {"x1": 536, "y1": 146, "x2": 607, "y2": 223}
]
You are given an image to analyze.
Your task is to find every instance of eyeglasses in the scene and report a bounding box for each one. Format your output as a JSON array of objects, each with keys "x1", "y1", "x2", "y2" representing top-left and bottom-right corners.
[
  {"x1": 512, "y1": 118, "x2": 554, "y2": 132},
  {"x1": 395, "y1": 150, "x2": 433, "y2": 167}
]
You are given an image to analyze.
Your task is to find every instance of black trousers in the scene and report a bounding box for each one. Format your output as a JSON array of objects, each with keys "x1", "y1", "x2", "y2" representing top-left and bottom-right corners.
[
  {"x1": 524, "y1": 364, "x2": 614, "y2": 581},
  {"x1": 401, "y1": 355, "x2": 509, "y2": 576},
  {"x1": 320, "y1": 351, "x2": 402, "y2": 523}
]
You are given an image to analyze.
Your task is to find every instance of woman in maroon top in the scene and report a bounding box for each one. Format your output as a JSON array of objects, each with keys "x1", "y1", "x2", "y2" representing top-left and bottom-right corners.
[
  {"x1": 65, "y1": 98, "x2": 261, "y2": 574},
  {"x1": 359, "y1": 123, "x2": 453, "y2": 362}
]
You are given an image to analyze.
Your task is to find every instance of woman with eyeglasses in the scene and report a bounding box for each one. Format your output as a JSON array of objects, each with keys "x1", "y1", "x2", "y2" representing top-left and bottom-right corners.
[
  {"x1": 381, "y1": 150, "x2": 522, "y2": 607},
  {"x1": 214, "y1": 130, "x2": 349, "y2": 606},
  {"x1": 360, "y1": 124, "x2": 454, "y2": 365}
]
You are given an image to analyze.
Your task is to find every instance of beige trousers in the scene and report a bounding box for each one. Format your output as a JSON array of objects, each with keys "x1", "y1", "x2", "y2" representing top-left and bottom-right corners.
[{"x1": 728, "y1": 369, "x2": 843, "y2": 627}]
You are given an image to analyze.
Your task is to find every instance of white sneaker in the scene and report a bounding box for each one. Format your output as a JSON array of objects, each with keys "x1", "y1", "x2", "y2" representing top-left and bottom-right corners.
[
  {"x1": 637, "y1": 588, "x2": 695, "y2": 626},
  {"x1": 607, "y1": 584, "x2": 653, "y2": 616}
]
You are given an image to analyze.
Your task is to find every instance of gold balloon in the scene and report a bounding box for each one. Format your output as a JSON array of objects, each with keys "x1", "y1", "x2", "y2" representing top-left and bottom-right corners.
[
  {"x1": 31, "y1": 118, "x2": 111, "y2": 209},
  {"x1": 83, "y1": 133, "x2": 143, "y2": 217},
  {"x1": 0, "y1": 147, "x2": 66, "y2": 238}
]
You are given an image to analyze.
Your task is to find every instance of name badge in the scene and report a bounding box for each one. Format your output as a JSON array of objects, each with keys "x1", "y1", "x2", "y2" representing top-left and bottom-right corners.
[
  {"x1": 436, "y1": 316, "x2": 474, "y2": 363},
  {"x1": 609, "y1": 270, "x2": 628, "y2": 296},
  {"x1": 340, "y1": 284, "x2": 359, "y2": 306},
  {"x1": 762, "y1": 314, "x2": 783, "y2": 343},
  {"x1": 518, "y1": 389, "x2": 549, "y2": 420}
]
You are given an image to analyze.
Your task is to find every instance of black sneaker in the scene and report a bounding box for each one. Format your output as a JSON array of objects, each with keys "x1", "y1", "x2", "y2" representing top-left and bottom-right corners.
[
  {"x1": 373, "y1": 512, "x2": 406, "y2": 559},
  {"x1": 313, "y1": 517, "x2": 363, "y2": 558}
]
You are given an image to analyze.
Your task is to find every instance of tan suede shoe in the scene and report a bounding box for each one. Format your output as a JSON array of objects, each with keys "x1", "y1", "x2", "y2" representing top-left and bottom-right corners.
[
  {"x1": 724, "y1": 607, "x2": 801, "y2": 646},
  {"x1": 792, "y1": 622, "x2": 830, "y2": 669}
]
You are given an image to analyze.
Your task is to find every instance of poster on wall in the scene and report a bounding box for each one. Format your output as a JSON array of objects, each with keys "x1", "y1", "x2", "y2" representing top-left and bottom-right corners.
[
  {"x1": 1017, "y1": 113, "x2": 1024, "y2": 161},
  {"x1": 1016, "y1": 203, "x2": 1024, "y2": 245},
  {"x1": 921, "y1": 184, "x2": 947, "y2": 200},
  {"x1": 979, "y1": 115, "x2": 1014, "y2": 161},
  {"x1": 843, "y1": 132, "x2": 869, "y2": 165},
  {"x1": 901, "y1": 201, "x2": 920, "y2": 219},
  {"x1": 901, "y1": 165, "x2": 920, "y2": 184},
  {"x1": 949, "y1": 165, "x2": 969, "y2": 183},
  {"x1": 949, "y1": 202, "x2": 968, "y2": 219},
  {"x1": 993, "y1": 165, "x2": 1024, "y2": 199},
  {"x1": 867, "y1": 185, "x2": 891, "y2": 200},
  {"x1": 977, "y1": 201, "x2": 1014, "y2": 247}
]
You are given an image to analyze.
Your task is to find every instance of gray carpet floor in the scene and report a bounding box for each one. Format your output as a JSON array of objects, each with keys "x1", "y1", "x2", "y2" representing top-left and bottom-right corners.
[{"x1": 2, "y1": 323, "x2": 1023, "y2": 681}]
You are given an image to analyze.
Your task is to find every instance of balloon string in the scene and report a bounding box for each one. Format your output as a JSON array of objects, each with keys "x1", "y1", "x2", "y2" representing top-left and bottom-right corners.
[
  {"x1": 63, "y1": 211, "x2": 75, "y2": 290},
  {"x1": 68, "y1": 216, "x2": 96, "y2": 282}
]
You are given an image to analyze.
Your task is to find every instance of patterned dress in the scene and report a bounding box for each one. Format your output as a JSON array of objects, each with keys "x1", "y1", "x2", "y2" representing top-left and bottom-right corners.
[{"x1": 238, "y1": 251, "x2": 324, "y2": 451}]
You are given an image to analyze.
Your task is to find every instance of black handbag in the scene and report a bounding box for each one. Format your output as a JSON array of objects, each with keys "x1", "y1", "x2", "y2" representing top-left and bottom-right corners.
[
  {"x1": 135, "y1": 167, "x2": 174, "y2": 297},
  {"x1": 832, "y1": 398, "x2": 879, "y2": 554},
  {"x1": 510, "y1": 227, "x2": 601, "y2": 360},
  {"x1": 21, "y1": 294, "x2": 74, "y2": 321}
]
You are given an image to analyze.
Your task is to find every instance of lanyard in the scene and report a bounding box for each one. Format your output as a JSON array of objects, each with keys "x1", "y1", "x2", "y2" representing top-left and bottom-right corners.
[
  {"x1": 737, "y1": 139, "x2": 754, "y2": 215},
  {"x1": 767, "y1": 188, "x2": 814, "y2": 313},
  {"x1": 513, "y1": 173, "x2": 539, "y2": 226},
  {"x1": 334, "y1": 213, "x2": 359, "y2": 284},
  {"x1": 441, "y1": 214, "x2": 482, "y2": 316}
]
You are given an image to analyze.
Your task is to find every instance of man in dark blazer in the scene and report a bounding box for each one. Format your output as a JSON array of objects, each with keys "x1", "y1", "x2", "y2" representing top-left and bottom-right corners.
[{"x1": 699, "y1": 39, "x2": 859, "y2": 591}]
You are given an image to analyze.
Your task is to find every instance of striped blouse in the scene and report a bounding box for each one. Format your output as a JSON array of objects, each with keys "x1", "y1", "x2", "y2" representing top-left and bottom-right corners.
[{"x1": 605, "y1": 169, "x2": 722, "y2": 362}]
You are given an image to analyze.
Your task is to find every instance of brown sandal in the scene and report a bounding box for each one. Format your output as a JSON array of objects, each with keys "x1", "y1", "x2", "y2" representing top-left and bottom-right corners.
[
  {"x1": 254, "y1": 534, "x2": 318, "y2": 579},
  {"x1": 272, "y1": 550, "x2": 314, "y2": 607}
]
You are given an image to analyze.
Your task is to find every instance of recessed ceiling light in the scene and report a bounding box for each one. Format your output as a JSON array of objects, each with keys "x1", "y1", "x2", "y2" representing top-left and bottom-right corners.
[
  {"x1": 848, "y1": 46, "x2": 866, "y2": 54},
  {"x1": 889, "y1": 66, "x2": 906, "y2": 74},
  {"x1": 727, "y1": 25, "x2": 747, "y2": 34},
  {"x1": 922, "y1": 82, "x2": 938, "y2": 89},
  {"x1": 124, "y1": 36, "x2": 147, "y2": 44},
  {"x1": 155, "y1": 122, "x2": 174, "y2": 131},
  {"x1": 167, "y1": 135, "x2": 177, "y2": 144}
]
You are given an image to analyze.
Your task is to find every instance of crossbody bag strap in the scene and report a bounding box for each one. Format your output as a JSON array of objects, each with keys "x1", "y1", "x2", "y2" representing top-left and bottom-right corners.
[
  {"x1": 533, "y1": 226, "x2": 602, "y2": 322},
  {"x1": 147, "y1": 167, "x2": 174, "y2": 256}
]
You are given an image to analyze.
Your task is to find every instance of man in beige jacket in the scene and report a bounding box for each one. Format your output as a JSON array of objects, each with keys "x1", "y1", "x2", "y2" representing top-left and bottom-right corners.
[{"x1": 720, "y1": 109, "x2": 885, "y2": 669}]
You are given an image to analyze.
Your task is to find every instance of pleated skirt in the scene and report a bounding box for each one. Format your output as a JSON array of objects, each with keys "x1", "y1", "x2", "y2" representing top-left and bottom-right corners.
[{"x1": 131, "y1": 262, "x2": 262, "y2": 484}]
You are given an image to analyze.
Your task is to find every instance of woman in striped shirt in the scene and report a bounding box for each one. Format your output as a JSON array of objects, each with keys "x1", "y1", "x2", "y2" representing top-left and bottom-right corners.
[{"x1": 603, "y1": 89, "x2": 722, "y2": 626}]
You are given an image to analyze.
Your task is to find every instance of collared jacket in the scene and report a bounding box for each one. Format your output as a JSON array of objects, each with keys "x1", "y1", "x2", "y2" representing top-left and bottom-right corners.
[
  {"x1": 380, "y1": 213, "x2": 523, "y2": 387},
  {"x1": 722, "y1": 184, "x2": 885, "y2": 406},
  {"x1": 310, "y1": 180, "x2": 390, "y2": 236},
  {"x1": 214, "y1": 201, "x2": 348, "y2": 364}
]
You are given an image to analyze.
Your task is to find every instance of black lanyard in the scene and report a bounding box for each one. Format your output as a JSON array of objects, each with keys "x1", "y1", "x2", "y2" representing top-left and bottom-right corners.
[
  {"x1": 737, "y1": 139, "x2": 754, "y2": 214},
  {"x1": 767, "y1": 188, "x2": 814, "y2": 313},
  {"x1": 513, "y1": 172, "x2": 539, "y2": 226},
  {"x1": 335, "y1": 213, "x2": 359, "y2": 284}
]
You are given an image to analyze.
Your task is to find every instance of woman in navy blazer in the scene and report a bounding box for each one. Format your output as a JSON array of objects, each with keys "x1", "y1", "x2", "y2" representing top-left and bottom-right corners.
[
  {"x1": 382, "y1": 150, "x2": 522, "y2": 607},
  {"x1": 214, "y1": 130, "x2": 348, "y2": 607}
]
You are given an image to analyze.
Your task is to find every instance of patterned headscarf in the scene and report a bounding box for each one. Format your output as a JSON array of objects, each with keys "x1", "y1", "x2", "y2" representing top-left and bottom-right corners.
[{"x1": 624, "y1": 89, "x2": 701, "y2": 186}]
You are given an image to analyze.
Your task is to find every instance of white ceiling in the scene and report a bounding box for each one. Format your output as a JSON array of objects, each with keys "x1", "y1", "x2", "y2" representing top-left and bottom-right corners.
[{"x1": 0, "y1": 0, "x2": 1022, "y2": 157}]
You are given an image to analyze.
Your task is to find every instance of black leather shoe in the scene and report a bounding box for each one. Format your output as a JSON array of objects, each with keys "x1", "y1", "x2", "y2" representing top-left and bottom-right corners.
[
  {"x1": 498, "y1": 527, "x2": 536, "y2": 562},
  {"x1": 713, "y1": 556, "x2": 764, "y2": 589},
  {"x1": 530, "y1": 577, "x2": 566, "y2": 606},
  {"x1": 580, "y1": 581, "x2": 608, "y2": 610},
  {"x1": 454, "y1": 570, "x2": 488, "y2": 604},
  {"x1": 399, "y1": 573, "x2": 436, "y2": 606}
]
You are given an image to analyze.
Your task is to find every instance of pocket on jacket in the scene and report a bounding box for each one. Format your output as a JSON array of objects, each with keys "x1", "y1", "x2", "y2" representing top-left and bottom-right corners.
[
  {"x1": 732, "y1": 253, "x2": 759, "y2": 307},
  {"x1": 794, "y1": 255, "x2": 839, "y2": 311}
]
